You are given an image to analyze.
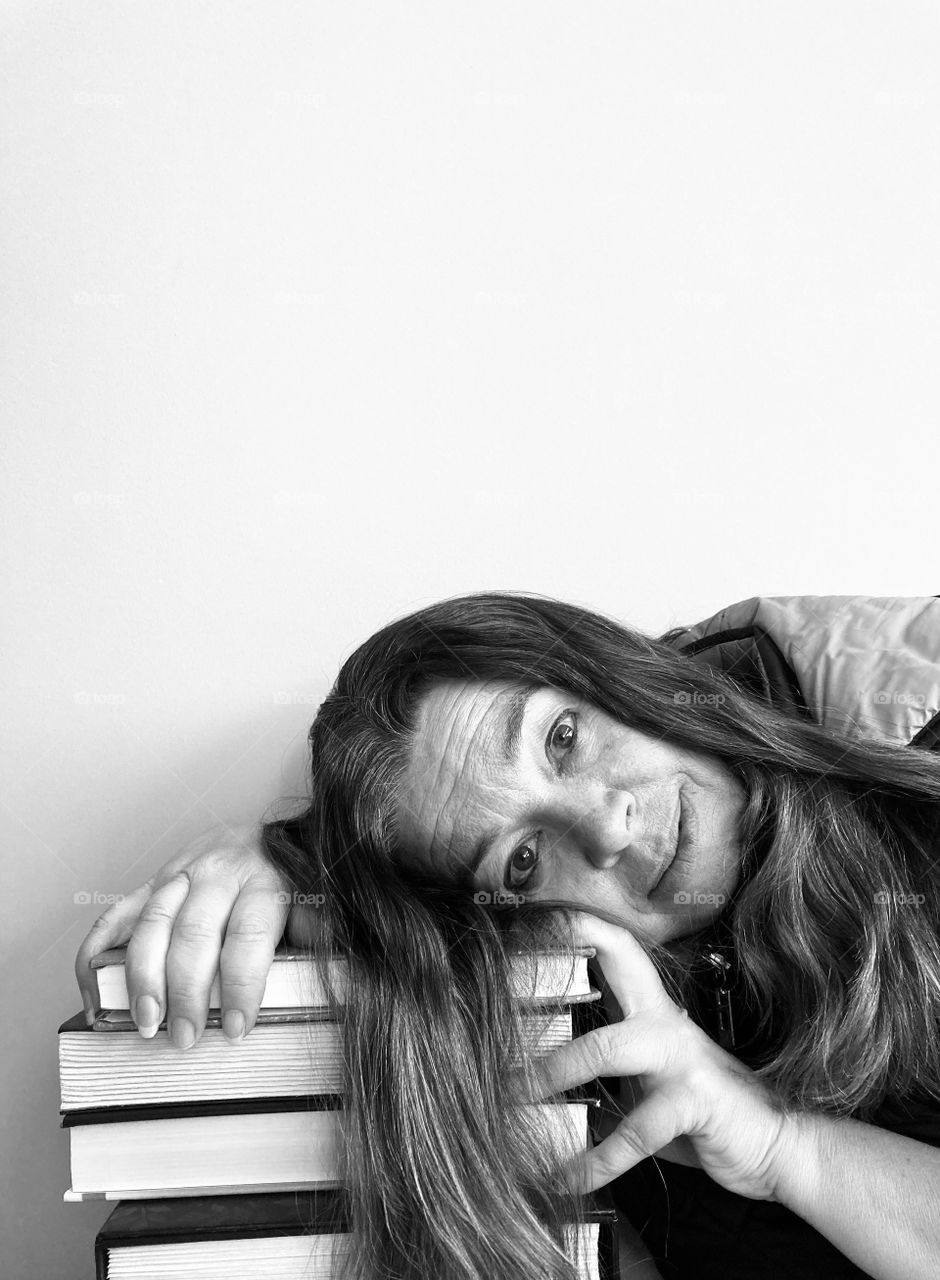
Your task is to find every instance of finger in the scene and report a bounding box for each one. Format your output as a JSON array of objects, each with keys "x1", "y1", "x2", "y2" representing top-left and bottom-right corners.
[
  {"x1": 217, "y1": 886, "x2": 290, "y2": 1042},
  {"x1": 164, "y1": 873, "x2": 240, "y2": 1049},
  {"x1": 124, "y1": 872, "x2": 197, "y2": 1038},
  {"x1": 74, "y1": 880, "x2": 155, "y2": 1025},
  {"x1": 595, "y1": 1080, "x2": 700, "y2": 1167},
  {"x1": 525, "y1": 1022, "x2": 668, "y2": 1100},
  {"x1": 285, "y1": 900, "x2": 327, "y2": 947},
  {"x1": 568, "y1": 911, "x2": 673, "y2": 1017},
  {"x1": 570, "y1": 1088, "x2": 690, "y2": 1193}
]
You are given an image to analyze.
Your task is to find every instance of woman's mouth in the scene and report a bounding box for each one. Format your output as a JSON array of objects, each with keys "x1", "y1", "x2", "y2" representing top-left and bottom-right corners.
[{"x1": 649, "y1": 790, "x2": 685, "y2": 898}]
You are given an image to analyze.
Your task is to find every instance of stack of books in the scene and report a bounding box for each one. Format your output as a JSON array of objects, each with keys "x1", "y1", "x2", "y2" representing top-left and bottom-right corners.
[{"x1": 59, "y1": 944, "x2": 622, "y2": 1278}]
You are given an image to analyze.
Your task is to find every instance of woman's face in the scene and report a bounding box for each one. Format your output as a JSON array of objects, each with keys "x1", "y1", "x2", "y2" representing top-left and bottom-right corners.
[{"x1": 396, "y1": 679, "x2": 748, "y2": 943}]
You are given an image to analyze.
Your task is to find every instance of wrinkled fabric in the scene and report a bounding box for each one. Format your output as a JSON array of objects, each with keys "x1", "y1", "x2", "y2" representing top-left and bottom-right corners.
[{"x1": 666, "y1": 593, "x2": 940, "y2": 747}]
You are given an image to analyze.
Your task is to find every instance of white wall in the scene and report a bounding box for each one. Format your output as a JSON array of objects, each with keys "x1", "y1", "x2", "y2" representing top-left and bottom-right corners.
[{"x1": 2, "y1": 3, "x2": 938, "y2": 1275}]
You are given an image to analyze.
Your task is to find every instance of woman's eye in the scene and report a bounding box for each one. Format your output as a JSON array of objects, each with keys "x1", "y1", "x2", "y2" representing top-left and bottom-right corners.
[
  {"x1": 547, "y1": 711, "x2": 578, "y2": 765},
  {"x1": 504, "y1": 841, "x2": 540, "y2": 891}
]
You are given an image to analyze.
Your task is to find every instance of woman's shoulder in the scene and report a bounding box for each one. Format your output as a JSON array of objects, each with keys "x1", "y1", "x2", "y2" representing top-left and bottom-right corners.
[{"x1": 663, "y1": 593, "x2": 940, "y2": 749}]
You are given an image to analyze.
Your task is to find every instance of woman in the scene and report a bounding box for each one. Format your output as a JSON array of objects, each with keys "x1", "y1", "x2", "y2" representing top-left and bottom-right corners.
[{"x1": 75, "y1": 591, "x2": 940, "y2": 1280}]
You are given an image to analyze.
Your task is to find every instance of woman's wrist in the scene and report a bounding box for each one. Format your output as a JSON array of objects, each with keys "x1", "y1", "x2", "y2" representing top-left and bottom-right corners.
[{"x1": 767, "y1": 1107, "x2": 827, "y2": 1214}]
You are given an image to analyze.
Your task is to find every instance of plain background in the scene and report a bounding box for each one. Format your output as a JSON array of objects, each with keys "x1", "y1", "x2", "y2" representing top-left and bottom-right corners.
[{"x1": 2, "y1": 3, "x2": 938, "y2": 1275}]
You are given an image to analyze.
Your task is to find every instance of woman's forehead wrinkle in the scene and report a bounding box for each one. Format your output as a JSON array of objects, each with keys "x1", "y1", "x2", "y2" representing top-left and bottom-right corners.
[
  {"x1": 426, "y1": 684, "x2": 508, "y2": 876},
  {"x1": 398, "y1": 699, "x2": 455, "y2": 863},
  {"x1": 425, "y1": 699, "x2": 473, "y2": 866}
]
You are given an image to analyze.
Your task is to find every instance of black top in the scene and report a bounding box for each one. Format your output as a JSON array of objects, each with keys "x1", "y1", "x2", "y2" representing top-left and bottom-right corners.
[
  {"x1": 609, "y1": 958, "x2": 940, "y2": 1280},
  {"x1": 603, "y1": 902, "x2": 940, "y2": 1279},
  {"x1": 603, "y1": 853, "x2": 940, "y2": 1279},
  {"x1": 611, "y1": 1066, "x2": 940, "y2": 1280}
]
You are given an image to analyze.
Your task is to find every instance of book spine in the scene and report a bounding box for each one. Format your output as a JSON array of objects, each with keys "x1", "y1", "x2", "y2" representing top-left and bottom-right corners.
[
  {"x1": 68, "y1": 1182, "x2": 345, "y2": 1201},
  {"x1": 94, "y1": 949, "x2": 595, "y2": 1010},
  {"x1": 61, "y1": 1093, "x2": 346, "y2": 1126},
  {"x1": 598, "y1": 1217, "x2": 620, "y2": 1280}
]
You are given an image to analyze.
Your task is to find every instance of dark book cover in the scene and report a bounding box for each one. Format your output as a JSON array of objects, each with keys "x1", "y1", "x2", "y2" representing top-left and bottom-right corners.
[
  {"x1": 61, "y1": 1003, "x2": 592, "y2": 1036},
  {"x1": 60, "y1": 1008, "x2": 338, "y2": 1035},
  {"x1": 62, "y1": 1084, "x2": 599, "y2": 1126},
  {"x1": 93, "y1": 1188, "x2": 349, "y2": 1280},
  {"x1": 97, "y1": 1187, "x2": 350, "y2": 1244},
  {"x1": 58, "y1": 1011, "x2": 91, "y2": 1034},
  {"x1": 61, "y1": 1093, "x2": 346, "y2": 1126},
  {"x1": 93, "y1": 1186, "x2": 620, "y2": 1280}
]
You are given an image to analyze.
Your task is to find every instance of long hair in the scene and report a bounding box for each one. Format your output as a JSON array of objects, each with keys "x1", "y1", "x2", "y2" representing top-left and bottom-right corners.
[{"x1": 261, "y1": 590, "x2": 940, "y2": 1276}]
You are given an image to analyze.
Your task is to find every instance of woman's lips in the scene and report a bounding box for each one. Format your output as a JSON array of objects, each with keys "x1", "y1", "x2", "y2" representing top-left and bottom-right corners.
[{"x1": 649, "y1": 790, "x2": 684, "y2": 897}]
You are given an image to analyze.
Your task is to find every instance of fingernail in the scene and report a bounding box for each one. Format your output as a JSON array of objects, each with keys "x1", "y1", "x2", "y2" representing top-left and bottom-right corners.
[
  {"x1": 169, "y1": 1017, "x2": 195, "y2": 1050},
  {"x1": 222, "y1": 1010, "x2": 245, "y2": 1042},
  {"x1": 133, "y1": 995, "x2": 161, "y2": 1039},
  {"x1": 83, "y1": 994, "x2": 97, "y2": 1027}
]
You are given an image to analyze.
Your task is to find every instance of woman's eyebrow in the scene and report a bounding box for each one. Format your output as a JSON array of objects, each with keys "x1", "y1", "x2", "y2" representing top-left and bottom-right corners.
[
  {"x1": 498, "y1": 686, "x2": 537, "y2": 766},
  {"x1": 467, "y1": 823, "x2": 504, "y2": 882}
]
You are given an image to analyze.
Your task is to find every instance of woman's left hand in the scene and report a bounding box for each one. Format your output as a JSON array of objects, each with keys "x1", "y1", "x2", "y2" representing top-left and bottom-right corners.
[{"x1": 530, "y1": 913, "x2": 802, "y2": 1203}]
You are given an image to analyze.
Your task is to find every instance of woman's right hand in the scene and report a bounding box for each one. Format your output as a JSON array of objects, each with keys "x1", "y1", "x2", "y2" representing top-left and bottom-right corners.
[{"x1": 74, "y1": 823, "x2": 293, "y2": 1050}]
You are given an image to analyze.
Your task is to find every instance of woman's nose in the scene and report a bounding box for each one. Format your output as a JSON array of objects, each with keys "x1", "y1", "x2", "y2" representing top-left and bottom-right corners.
[{"x1": 562, "y1": 789, "x2": 636, "y2": 870}]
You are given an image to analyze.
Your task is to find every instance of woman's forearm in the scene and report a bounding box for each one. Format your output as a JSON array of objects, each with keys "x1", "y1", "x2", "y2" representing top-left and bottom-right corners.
[{"x1": 774, "y1": 1112, "x2": 940, "y2": 1280}]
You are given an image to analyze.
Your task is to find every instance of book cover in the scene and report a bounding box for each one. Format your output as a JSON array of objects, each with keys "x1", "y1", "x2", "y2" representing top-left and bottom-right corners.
[
  {"x1": 58, "y1": 1007, "x2": 580, "y2": 1109},
  {"x1": 93, "y1": 1187, "x2": 621, "y2": 1280},
  {"x1": 89, "y1": 944, "x2": 600, "y2": 1012},
  {"x1": 63, "y1": 1091, "x2": 598, "y2": 1200}
]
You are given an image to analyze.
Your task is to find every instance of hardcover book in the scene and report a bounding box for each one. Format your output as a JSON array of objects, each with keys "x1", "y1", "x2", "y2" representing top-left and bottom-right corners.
[
  {"x1": 90, "y1": 944, "x2": 599, "y2": 1013},
  {"x1": 58, "y1": 1008, "x2": 579, "y2": 1109},
  {"x1": 92, "y1": 1186, "x2": 621, "y2": 1280},
  {"x1": 62, "y1": 1091, "x2": 598, "y2": 1201}
]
